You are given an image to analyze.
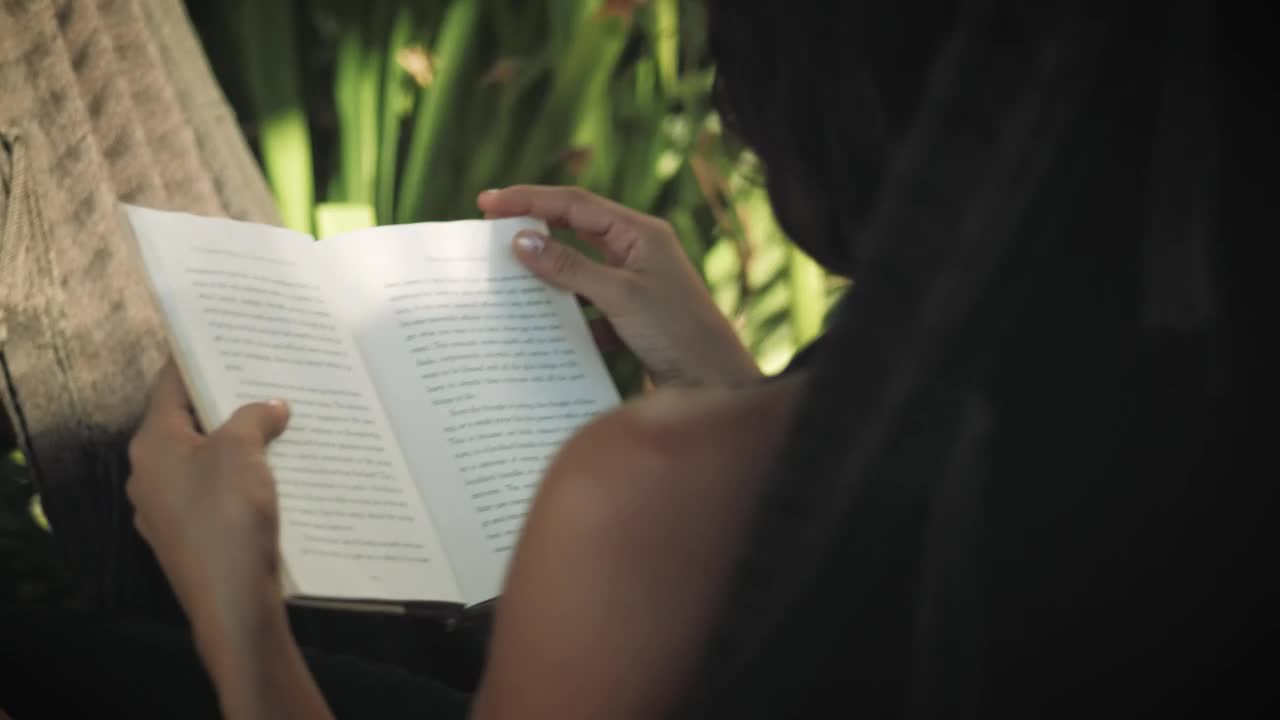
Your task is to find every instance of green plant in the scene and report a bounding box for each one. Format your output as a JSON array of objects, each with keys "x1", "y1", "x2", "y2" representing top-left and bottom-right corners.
[
  {"x1": 0, "y1": 447, "x2": 69, "y2": 607},
  {"x1": 217, "y1": 0, "x2": 846, "y2": 391}
]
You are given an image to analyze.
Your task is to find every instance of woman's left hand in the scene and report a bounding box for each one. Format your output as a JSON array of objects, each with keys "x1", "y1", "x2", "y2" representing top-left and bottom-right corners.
[
  {"x1": 127, "y1": 362, "x2": 333, "y2": 718},
  {"x1": 126, "y1": 361, "x2": 290, "y2": 661}
]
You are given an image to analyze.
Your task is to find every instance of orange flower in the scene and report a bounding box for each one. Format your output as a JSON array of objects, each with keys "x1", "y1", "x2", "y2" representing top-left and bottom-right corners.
[
  {"x1": 598, "y1": 0, "x2": 648, "y2": 21},
  {"x1": 560, "y1": 146, "x2": 595, "y2": 176},
  {"x1": 396, "y1": 45, "x2": 436, "y2": 88},
  {"x1": 481, "y1": 58, "x2": 520, "y2": 86}
]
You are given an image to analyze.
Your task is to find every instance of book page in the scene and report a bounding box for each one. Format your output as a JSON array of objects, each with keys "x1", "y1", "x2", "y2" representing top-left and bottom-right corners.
[
  {"x1": 125, "y1": 205, "x2": 461, "y2": 604},
  {"x1": 318, "y1": 218, "x2": 621, "y2": 604}
]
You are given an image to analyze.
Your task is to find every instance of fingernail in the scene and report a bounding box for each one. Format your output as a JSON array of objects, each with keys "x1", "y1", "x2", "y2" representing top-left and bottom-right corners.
[
  {"x1": 479, "y1": 188, "x2": 500, "y2": 199},
  {"x1": 266, "y1": 398, "x2": 289, "y2": 410},
  {"x1": 515, "y1": 232, "x2": 546, "y2": 255}
]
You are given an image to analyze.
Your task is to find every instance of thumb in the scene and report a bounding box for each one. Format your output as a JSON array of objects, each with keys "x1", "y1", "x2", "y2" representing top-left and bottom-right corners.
[
  {"x1": 513, "y1": 231, "x2": 628, "y2": 313},
  {"x1": 219, "y1": 399, "x2": 290, "y2": 446}
]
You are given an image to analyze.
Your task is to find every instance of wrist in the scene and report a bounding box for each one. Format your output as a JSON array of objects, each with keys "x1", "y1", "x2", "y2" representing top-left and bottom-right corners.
[
  {"x1": 190, "y1": 581, "x2": 290, "y2": 683},
  {"x1": 724, "y1": 354, "x2": 765, "y2": 386},
  {"x1": 707, "y1": 344, "x2": 764, "y2": 388},
  {"x1": 193, "y1": 592, "x2": 330, "y2": 719}
]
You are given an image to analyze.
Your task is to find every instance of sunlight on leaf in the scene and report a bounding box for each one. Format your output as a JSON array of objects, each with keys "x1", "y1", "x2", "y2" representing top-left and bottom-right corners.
[
  {"x1": 222, "y1": 0, "x2": 839, "y2": 393},
  {"x1": 315, "y1": 203, "x2": 377, "y2": 240},
  {"x1": 397, "y1": 45, "x2": 437, "y2": 88},
  {"x1": 29, "y1": 493, "x2": 50, "y2": 533}
]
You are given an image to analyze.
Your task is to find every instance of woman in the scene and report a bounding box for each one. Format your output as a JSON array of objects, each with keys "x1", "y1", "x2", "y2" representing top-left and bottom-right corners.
[
  {"x1": 6, "y1": 1, "x2": 1259, "y2": 717},
  {"x1": 121, "y1": 179, "x2": 805, "y2": 717}
]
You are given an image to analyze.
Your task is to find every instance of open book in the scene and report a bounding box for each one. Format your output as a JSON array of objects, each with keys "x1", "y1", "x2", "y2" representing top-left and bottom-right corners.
[{"x1": 124, "y1": 204, "x2": 620, "y2": 615}]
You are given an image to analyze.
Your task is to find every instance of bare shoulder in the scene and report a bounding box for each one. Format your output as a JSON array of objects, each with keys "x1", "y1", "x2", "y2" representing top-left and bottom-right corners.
[
  {"x1": 551, "y1": 374, "x2": 808, "y2": 491},
  {"x1": 474, "y1": 375, "x2": 808, "y2": 720},
  {"x1": 533, "y1": 372, "x2": 810, "y2": 551}
]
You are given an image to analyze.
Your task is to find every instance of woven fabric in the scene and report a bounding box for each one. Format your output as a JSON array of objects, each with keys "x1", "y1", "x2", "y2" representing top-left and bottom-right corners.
[{"x1": 0, "y1": 0, "x2": 278, "y2": 609}]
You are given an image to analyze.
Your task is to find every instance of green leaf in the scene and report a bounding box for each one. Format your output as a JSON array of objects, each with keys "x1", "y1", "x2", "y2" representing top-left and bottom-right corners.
[
  {"x1": 376, "y1": 4, "x2": 418, "y2": 223},
  {"x1": 333, "y1": 3, "x2": 392, "y2": 209},
  {"x1": 226, "y1": 0, "x2": 314, "y2": 233},
  {"x1": 788, "y1": 244, "x2": 828, "y2": 346},
  {"x1": 28, "y1": 493, "x2": 49, "y2": 534},
  {"x1": 396, "y1": 0, "x2": 483, "y2": 223},
  {"x1": 204, "y1": 0, "x2": 811, "y2": 388},
  {"x1": 744, "y1": 274, "x2": 792, "y2": 330},
  {"x1": 703, "y1": 236, "x2": 742, "y2": 316},
  {"x1": 651, "y1": 0, "x2": 680, "y2": 97},
  {"x1": 315, "y1": 202, "x2": 377, "y2": 240},
  {"x1": 756, "y1": 320, "x2": 798, "y2": 376},
  {"x1": 510, "y1": 11, "x2": 629, "y2": 184}
]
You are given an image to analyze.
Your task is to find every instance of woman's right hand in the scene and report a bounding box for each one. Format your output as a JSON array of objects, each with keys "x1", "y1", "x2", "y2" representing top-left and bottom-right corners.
[{"x1": 478, "y1": 186, "x2": 761, "y2": 388}]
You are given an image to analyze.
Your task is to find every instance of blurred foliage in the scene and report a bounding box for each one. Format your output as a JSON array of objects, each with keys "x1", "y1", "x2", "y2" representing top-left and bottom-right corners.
[
  {"x1": 3, "y1": 0, "x2": 853, "y2": 604},
  {"x1": 203, "y1": 0, "x2": 847, "y2": 389},
  {"x1": 0, "y1": 445, "x2": 69, "y2": 608}
]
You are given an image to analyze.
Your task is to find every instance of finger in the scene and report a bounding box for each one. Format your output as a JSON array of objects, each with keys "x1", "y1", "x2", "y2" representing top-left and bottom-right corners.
[
  {"x1": 513, "y1": 231, "x2": 631, "y2": 314},
  {"x1": 217, "y1": 399, "x2": 291, "y2": 448},
  {"x1": 479, "y1": 186, "x2": 641, "y2": 261},
  {"x1": 140, "y1": 360, "x2": 200, "y2": 443},
  {"x1": 573, "y1": 229, "x2": 618, "y2": 263}
]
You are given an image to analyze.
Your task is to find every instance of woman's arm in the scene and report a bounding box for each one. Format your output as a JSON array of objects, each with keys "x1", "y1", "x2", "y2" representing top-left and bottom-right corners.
[
  {"x1": 478, "y1": 186, "x2": 762, "y2": 388},
  {"x1": 126, "y1": 363, "x2": 333, "y2": 720},
  {"x1": 473, "y1": 375, "x2": 806, "y2": 719},
  {"x1": 193, "y1": 602, "x2": 330, "y2": 720},
  {"x1": 129, "y1": 361, "x2": 802, "y2": 718}
]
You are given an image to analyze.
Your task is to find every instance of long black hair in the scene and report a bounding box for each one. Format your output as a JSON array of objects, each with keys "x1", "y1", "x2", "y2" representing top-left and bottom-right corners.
[
  {"x1": 681, "y1": 2, "x2": 1262, "y2": 716},
  {"x1": 707, "y1": 2, "x2": 957, "y2": 276}
]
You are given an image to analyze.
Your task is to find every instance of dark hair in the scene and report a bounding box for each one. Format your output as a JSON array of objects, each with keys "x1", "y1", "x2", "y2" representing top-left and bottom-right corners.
[
  {"x1": 682, "y1": 2, "x2": 1255, "y2": 717},
  {"x1": 707, "y1": 2, "x2": 958, "y2": 276}
]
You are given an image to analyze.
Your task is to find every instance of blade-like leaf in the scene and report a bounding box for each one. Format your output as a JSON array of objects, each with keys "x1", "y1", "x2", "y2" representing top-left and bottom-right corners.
[
  {"x1": 376, "y1": 4, "x2": 418, "y2": 223},
  {"x1": 396, "y1": 0, "x2": 483, "y2": 223},
  {"x1": 315, "y1": 202, "x2": 377, "y2": 240},
  {"x1": 226, "y1": 0, "x2": 314, "y2": 233}
]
